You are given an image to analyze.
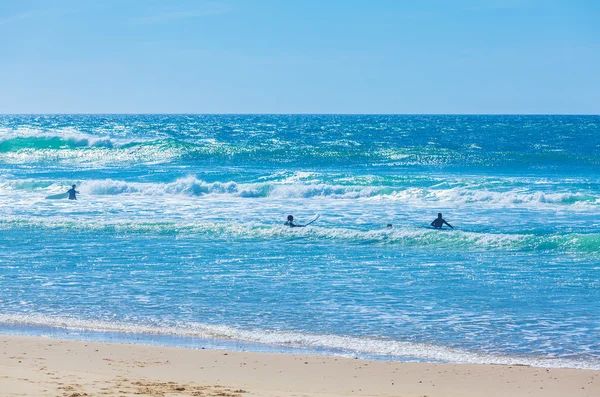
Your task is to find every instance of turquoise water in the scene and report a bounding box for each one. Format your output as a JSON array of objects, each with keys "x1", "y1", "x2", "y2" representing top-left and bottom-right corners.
[{"x1": 1, "y1": 115, "x2": 599, "y2": 369}]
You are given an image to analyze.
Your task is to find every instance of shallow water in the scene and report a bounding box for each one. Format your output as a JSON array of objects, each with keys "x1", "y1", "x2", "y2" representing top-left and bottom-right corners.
[{"x1": 1, "y1": 115, "x2": 599, "y2": 369}]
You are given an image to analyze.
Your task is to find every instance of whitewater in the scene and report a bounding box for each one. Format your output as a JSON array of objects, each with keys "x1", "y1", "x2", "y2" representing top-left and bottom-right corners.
[{"x1": 1, "y1": 114, "x2": 599, "y2": 369}]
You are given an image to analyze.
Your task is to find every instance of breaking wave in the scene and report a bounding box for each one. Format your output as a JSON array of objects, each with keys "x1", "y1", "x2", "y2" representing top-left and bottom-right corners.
[
  {"x1": 1, "y1": 176, "x2": 598, "y2": 208},
  {"x1": 0, "y1": 314, "x2": 598, "y2": 369},
  {"x1": 0, "y1": 129, "x2": 157, "y2": 149}
]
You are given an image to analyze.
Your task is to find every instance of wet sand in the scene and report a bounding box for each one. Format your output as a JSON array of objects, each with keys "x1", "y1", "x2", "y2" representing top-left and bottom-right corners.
[{"x1": 1, "y1": 335, "x2": 598, "y2": 397}]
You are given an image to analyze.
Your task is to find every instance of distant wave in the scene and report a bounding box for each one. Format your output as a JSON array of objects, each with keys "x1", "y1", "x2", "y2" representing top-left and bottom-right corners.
[
  {"x1": 0, "y1": 134, "x2": 189, "y2": 165},
  {"x1": 0, "y1": 132, "x2": 247, "y2": 156},
  {"x1": 0, "y1": 130, "x2": 489, "y2": 166},
  {"x1": 0, "y1": 131, "x2": 135, "y2": 149},
  {"x1": 0, "y1": 131, "x2": 235, "y2": 165},
  {"x1": 0, "y1": 313, "x2": 598, "y2": 369},
  {"x1": 1, "y1": 217, "x2": 599, "y2": 254},
  {"x1": 2, "y1": 130, "x2": 600, "y2": 169}
]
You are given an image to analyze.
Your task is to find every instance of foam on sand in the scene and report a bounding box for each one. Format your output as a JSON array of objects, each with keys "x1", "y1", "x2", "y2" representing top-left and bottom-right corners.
[{"x1": 1, "y1": 313, "x2": 599, "y2": 369}]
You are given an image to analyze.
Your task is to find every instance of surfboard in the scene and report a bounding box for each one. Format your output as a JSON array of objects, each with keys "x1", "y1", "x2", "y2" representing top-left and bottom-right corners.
[
  {"x1": 45, "y1": 192, "x2": 68, "y2": 200},
  {"x1": 424, "y1": 226, "x2": 453, "y2": 231},
  {"x1": 303, "y1": 214, "x2": 320, "y2": 226}
]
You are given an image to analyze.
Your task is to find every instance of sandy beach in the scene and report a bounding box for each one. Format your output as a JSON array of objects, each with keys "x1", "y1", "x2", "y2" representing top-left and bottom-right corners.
[{"x1": 0, "y1": 335, "x2": 597, "y2": 397}]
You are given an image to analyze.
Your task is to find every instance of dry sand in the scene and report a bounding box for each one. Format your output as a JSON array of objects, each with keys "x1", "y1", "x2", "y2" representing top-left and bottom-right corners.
[{"x1": 0, "y1": 335, "x2": 598, "y2": 397}]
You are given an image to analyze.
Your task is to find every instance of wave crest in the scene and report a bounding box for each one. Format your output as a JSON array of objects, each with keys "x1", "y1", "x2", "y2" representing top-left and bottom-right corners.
[{"x1": 4, "y1": 177, "x2": 595, "y2": 208}]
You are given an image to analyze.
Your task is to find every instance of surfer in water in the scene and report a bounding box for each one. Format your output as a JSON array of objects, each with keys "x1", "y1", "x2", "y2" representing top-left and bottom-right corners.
[
  {"x1": 431, "y1": 213, "x2": 453, "y2": 229},
  {"x1": 67, "y1": 184, "x2": 79, "y2": 200},
  {"x1": 285, "y1": 215, "x2": 304, "y2": 228}
]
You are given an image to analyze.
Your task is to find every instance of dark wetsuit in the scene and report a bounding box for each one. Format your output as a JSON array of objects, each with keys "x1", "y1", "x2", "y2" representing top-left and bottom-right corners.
[
  {"x1": 67, "y1": 188, "x2": 79, "y2": 200},
  {"x1": 285, "y1": 221, "x2": 304, "y2": 228},
  {"x1": 431, "y1": 218, "x2": 453, "y2": 229}
]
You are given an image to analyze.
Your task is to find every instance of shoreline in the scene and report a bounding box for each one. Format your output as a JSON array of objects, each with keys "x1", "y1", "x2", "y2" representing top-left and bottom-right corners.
[
  {"x1": 1, "y1": 335, "x2": 599, "y2": 397},
  {"x1": 1, "y1": 322, "x2": 598, "y2": 371}
]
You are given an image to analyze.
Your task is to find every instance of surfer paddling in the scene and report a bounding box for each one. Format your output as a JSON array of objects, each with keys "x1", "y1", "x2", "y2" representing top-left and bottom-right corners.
[
  {"x1": 67, "y1": 184, "x2": 80, "y2": 200},
  {"x1": 431, "y1": 212, "x2": 453, "y2": 229},
  {"x1": 285, "y1": 215, "x2": 304, "y2": 227},
  {"x1": 285, "y1": 214, "x2": 320, "y2": 228}
]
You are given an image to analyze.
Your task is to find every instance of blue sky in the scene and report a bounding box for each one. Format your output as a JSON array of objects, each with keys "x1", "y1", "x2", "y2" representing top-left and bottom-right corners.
[{"x1": 0, "y1": 0, "x2": 598, "y2": 114}]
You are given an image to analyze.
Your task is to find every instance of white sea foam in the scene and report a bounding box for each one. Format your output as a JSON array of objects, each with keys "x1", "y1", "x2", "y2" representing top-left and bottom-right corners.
[
  {"x1": 0, "y1": 177, "x2": 598, "y2": 224},
  {"x1": 21, "y1": 177, "x2": 598, "y2": 209},
  {"x1": 0, "y1": 314, "x2": 597, "y2": 369}
]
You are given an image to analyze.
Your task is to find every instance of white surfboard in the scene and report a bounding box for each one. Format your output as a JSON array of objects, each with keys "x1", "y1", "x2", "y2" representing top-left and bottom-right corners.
[
  {"x1": 303, "y1": 214, "x2": 320, "y2": 226},
  {"x1": 45, "y1": 192, "x2": 68, "y2": 200}
]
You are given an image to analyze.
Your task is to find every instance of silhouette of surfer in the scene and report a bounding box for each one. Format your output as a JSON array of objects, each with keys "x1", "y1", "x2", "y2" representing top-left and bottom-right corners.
[
  {"x1": 67, "y1": 184, "x2": 79, "y2": 200},
  {"x1": 284, "y1": 215, "x2": 305, "y2": 228},
  {"x1": 431, "y1": 213, "x2": 453, "y2": 229}
]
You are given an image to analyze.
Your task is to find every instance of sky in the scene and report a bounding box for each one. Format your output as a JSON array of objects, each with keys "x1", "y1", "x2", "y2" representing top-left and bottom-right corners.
[{"x1": 0, "y1": 0, "x2": 598, "y2": 114}]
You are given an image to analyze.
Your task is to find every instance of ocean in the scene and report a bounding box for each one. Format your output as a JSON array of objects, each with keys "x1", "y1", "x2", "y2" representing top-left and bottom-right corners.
[{"x1": 0, "y1": 114, "x2": 599, "y2": 369}]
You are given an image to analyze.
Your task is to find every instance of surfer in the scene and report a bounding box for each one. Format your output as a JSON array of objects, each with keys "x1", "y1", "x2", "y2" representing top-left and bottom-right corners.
[
  {"x1": 285, "y1": 215, "x2": 304, "y2": 228},
  {"x1": 67, "y1": 184, "x2": 79, "y2": 200},
  {"x1": 431, "y1": 213, "x2": 453, "y2": 229}
]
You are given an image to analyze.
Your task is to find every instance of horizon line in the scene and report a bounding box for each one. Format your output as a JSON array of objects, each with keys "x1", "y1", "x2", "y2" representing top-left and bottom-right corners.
[{"x1": 1, "y1": 113, "x2": 598, "y2": 116}]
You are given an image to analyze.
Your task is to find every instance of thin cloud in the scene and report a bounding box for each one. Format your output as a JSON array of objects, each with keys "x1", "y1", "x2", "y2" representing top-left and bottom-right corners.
[
  {"x1": 133, "y1": 3, "x2": 233, "y2": 24},
  {"x1": 0, "y1": 11, "x2": 37, "y2": 26}
]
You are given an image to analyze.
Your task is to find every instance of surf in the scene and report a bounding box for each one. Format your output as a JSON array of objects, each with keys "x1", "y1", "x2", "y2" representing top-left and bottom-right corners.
[
  {"x1": 2, "y1": 114, "x2": 600, "y2": 370},
  {"x1": 1, "y1": 176, "x2": 598, "y2": 210},
  {"x1": 1, "y1": 313, "x2": 598, "y2": 370},
  {"x1": 1, "y1": 217, "x2": 598, "y2": 255}
]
